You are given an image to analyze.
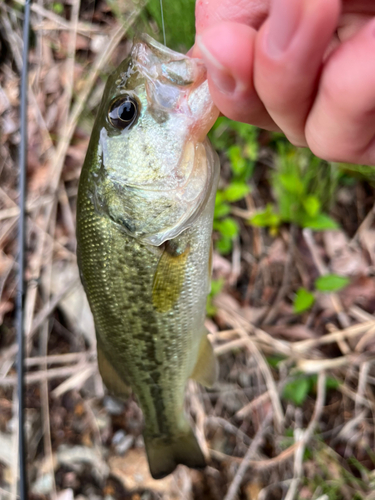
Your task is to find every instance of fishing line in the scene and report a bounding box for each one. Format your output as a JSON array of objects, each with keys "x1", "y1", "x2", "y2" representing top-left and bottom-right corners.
[
  {"x1": 159, "y1": 0, "x2": 166, "y2": 45},
  {"x1": 17, "y1": 0, "x2": 32, "y2": 499}
]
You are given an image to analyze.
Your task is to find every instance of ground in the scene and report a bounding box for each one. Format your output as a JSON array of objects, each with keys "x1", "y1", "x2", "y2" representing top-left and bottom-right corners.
[{"x1": 1, "y1": 1, "x2": 375, "y2": 499}]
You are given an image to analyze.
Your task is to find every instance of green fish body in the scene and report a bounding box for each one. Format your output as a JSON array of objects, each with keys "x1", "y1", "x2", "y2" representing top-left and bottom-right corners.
[{"x1": 76, "y1": 34, "x2": 219, "y2": 479}]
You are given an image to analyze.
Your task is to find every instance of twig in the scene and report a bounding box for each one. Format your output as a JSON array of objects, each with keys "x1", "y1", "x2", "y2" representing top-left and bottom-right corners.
[
  {"x1": 38, "y1": 202, "x2": 58, "y2": 500},
  {"x1": 25, "y1": 351, "x2": 95, "y2": 367},
  {"x1": 355, "y1": 324, "x2": 375, "y2": 352},
  {"x1": 51, "y1": 365, "x2": 96, "y2": 398},
  {"x1": 303, "y1": 228, "x2": 351, "y2": 348},
  {"x1": 0, "y1": 278, "x2": 80, "y2": 379},
  {"x1": 206, "y1": 416, "x2": 252, "y2": 446},
  {"x1": 214, "y1": 300, "x2": 291, "y2": 355},
  {"x1": 187, "y1": 381, "x2": 210, "y2": 460},
  {"x1": 28, "y1": 277, "x2": 79, "y2": 341},
  {"x1": 292, "y1": 320, "x2": 375, "y2": 353},
  {"x1": 210, "y1": 442, "x2": 297, "y2": 469},
  {"x1": 13, "y1": 0, "x2": 102, "y2": 34},
  {"x1": 223, "y1": 411, "x2": 273, "y2": 500},
  {"x1": 355, "y1": 361, "x2": 371, "y2": 416},
  {"x1": 10, "y1": 387, "x2": 19, "y2": 500},
  {"x1": 236, "y1": 376, "x2": 292, "y2": 420},
  {"x1": 296, "y1": 354, "x2": 370, "y2": 373},
  {"x1": 350, "y1": 305, "x2": 375, "y2": 323},
  {"x1": 214, "y1": 305, "x2": 284, "y2": 430},
  {"x1": 59, "y1": 0, "x2": 81, "y2": 131},
  {"x1": 263, "y1": 225, "x2": 296, "y2": 325},
  {"x1": 350, "y1": 200, "x2": 375, "y2": 244},
  {"x1": 0, "y1": 363, "x2": 97, "y2": 386},
  {"x1": 284, "y1": 371, "x2": 326, "y2": 500}
]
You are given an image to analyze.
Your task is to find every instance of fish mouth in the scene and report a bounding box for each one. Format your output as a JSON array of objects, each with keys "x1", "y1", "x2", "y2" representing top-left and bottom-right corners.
[{"x1": 132, "y1": 33, "x2": 206, "y2": 89}]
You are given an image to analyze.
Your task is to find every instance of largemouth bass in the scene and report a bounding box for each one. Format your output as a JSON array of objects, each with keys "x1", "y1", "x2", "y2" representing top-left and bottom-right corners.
[{"x1": 76, "y1": 34, "x2": 219, "y2": 479}]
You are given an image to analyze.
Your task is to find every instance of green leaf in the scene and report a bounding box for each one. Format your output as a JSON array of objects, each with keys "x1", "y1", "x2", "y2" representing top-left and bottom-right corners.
[
  {"x1": 283, "y1": 377, "x2": 310, "y2": 406},
  {"x1": 206, "y1": 301, "x2": 217, "y2": 317},
  {"x1": 213, "y1": 217, "x2": 239, "y2": 239},
  {"x1": 215, "y1": 236, "x2": 232, "y2": 255},
  {"x1": 250, "y1": 204, "x2": 281, "y2": 228},
  {"x1": 215, "y1": 191, "x2": 226, "y2": 206},
  {"x1": 315, "y1": 274, "x2": 350, "y2": 292},
  {"x1": 228, "y1": 145, "x2": 247, "y2": 177},
  {"x1": 303, "y1": 195, "x2": 321, "y2": 218},
  {"x1": 214, "y1": 202, "x2": 231, "y2": 219},
  {"x1": 301, "y1": 213, "x2": 339, "y2": 230},
  {"x1": 267, "y1": 355, "x2": 286, "y2": 368},
  {"x1": 293, "y1": 288, "x2": 315, "y2": 314},
  {"x1": 146, "y1": 0, "x2": 196, "y2": 50},
  {"x1": 52, "y1": 2, "x2": 64, "y2": 13},
  {"x1": 224, "y1": 182, "x2": 250, "y2": 202},
  {"x1": 279, "y1": 173, "x2": 304, "y2": 195},
  {"x1": 244, "y1": 141, "x2": 258, "y2": 162},
  {"x1": 210, "y1": 278, "x2": 225, "y2": 296},
  {"x1": 325, "y1": 376, "x2": 340, "y2": 390}
]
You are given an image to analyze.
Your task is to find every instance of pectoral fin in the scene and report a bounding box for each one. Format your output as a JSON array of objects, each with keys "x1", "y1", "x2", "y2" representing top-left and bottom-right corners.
[
  {"x1": 152, "y1": 241, "x2": 190, "y2": 313},
  {"x1": 97, "y1": 347, "x2": 132, "y2": 399},
  {"x1": 190, "y1": 333, "x2": 218, "y2": 388}
]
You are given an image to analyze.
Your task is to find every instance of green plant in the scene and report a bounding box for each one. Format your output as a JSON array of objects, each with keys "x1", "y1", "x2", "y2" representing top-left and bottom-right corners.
[
  {"x1": 250, "y1": 144, "x2": 340, "y2": 232},
  {"x1": 303, "y1": 445, "x2": 371, "y2": 500},
  {"x1": 52, "y1": 2, "x2": 64, "y2": 14},
  {"x1": 266, "y1": 355, "x2": 286, "y2": 369},
  {"x1": 338, "y1": 162, "x2": 375, "y2": 186},
  {"x1": 283, "y1": 376, "x2": 311, "y2": 406},
  {"x1": 213, "y1": 215, "x2": 240, "y2": 255},
  {"x1": 283, "y1": 374, "x2": 340, "y2": 407},
  {"x1": 293, "y1": 287, "x2": 315, "y2": 314},
  {"x1": 210, "y1": 118, "x2": 258, "y2": 254},
  {"x1": 144, "y1": 0, "x2": 196, "y2": 51},
  {"x1": 292, "y1": 274, "x2": 350, "y2": 314},
  {"x1": 206, "y1": 278, "x2": 225, "y2": 317},
  {"x1": 315, "y1": 274, "x2": 350, "y2": 293}
]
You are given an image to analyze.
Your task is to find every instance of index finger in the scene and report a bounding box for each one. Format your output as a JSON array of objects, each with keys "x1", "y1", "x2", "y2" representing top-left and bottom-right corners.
[{"x1": 195, "y1": 0, "x2": 270, "y2": 34}]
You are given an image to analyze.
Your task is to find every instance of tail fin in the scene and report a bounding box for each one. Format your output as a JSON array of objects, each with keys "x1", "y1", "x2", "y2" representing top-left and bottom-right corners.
[{"x1": 144, "y1": 427, "x2": 206, "y2": 479}]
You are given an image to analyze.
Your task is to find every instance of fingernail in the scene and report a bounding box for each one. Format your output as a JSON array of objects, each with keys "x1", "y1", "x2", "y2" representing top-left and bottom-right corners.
[
  {"x1": 266, "y1": 0, "x2": 302, "y2": 57},
  {"x1": 197, "y1": 35, "x2": 236, "y2": 94}
]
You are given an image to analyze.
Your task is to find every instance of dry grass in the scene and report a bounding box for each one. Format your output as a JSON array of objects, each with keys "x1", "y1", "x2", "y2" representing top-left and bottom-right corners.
[{"x1": 1, "y1": 1, "x2": 375, "y2": 499}]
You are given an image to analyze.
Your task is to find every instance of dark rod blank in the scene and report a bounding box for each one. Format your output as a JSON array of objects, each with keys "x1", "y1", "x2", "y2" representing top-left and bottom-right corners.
[{"x1": 17, "y1": 0, "x2": 32, "y2": 498}]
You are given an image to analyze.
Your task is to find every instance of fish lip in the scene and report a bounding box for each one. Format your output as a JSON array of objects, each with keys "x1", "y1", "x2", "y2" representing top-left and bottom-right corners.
[
  {"x1": 133, "y1": 33, "x2": 187, "y2": 62},
  {"x1": 132, "y1": 33, "x2": 207, "y2": 90}
]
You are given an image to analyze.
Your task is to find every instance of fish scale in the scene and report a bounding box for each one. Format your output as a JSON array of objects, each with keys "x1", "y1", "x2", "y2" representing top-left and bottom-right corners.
[{"x1": 78, "y1": 182, "x2": 210, "y2": 433}]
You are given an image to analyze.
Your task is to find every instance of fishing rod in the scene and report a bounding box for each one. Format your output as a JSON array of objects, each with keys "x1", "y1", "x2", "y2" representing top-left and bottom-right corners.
[
  {"x1": 159, "y1": 0, "x2": 166, "y2": 46},
  {"x1": 17, "y1": 0, "x2": 32, "y2": 498}
]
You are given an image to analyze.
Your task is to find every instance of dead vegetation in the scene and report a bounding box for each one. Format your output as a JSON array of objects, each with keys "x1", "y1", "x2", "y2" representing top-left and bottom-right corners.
[{"x1": 1, "y1": 1, "x2": 375, "y2": 499}]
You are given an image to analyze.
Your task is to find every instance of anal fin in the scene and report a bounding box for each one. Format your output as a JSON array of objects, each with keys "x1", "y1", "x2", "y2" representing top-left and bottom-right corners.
[
  {"x1": 97, "y1": 347, "x2": 132, "y2": 399},
  {"x1": 190, "y1": 333, "x2": 218, "y2": 388}
]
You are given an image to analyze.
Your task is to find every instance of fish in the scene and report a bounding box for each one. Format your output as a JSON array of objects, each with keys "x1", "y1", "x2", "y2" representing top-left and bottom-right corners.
[{"x1": 76, "y1": 33, "x2": 220, "y2": 479}]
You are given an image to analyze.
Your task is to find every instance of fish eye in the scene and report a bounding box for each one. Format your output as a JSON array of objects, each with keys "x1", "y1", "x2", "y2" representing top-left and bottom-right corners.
[{"x1": 108, "y1": 95, "x2": 138, "y2": 130}]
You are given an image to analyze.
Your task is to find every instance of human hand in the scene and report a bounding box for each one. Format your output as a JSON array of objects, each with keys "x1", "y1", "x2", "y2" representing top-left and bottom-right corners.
[{"x1": 192, "y1": 0, "x2": 375, "y2": 166}]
